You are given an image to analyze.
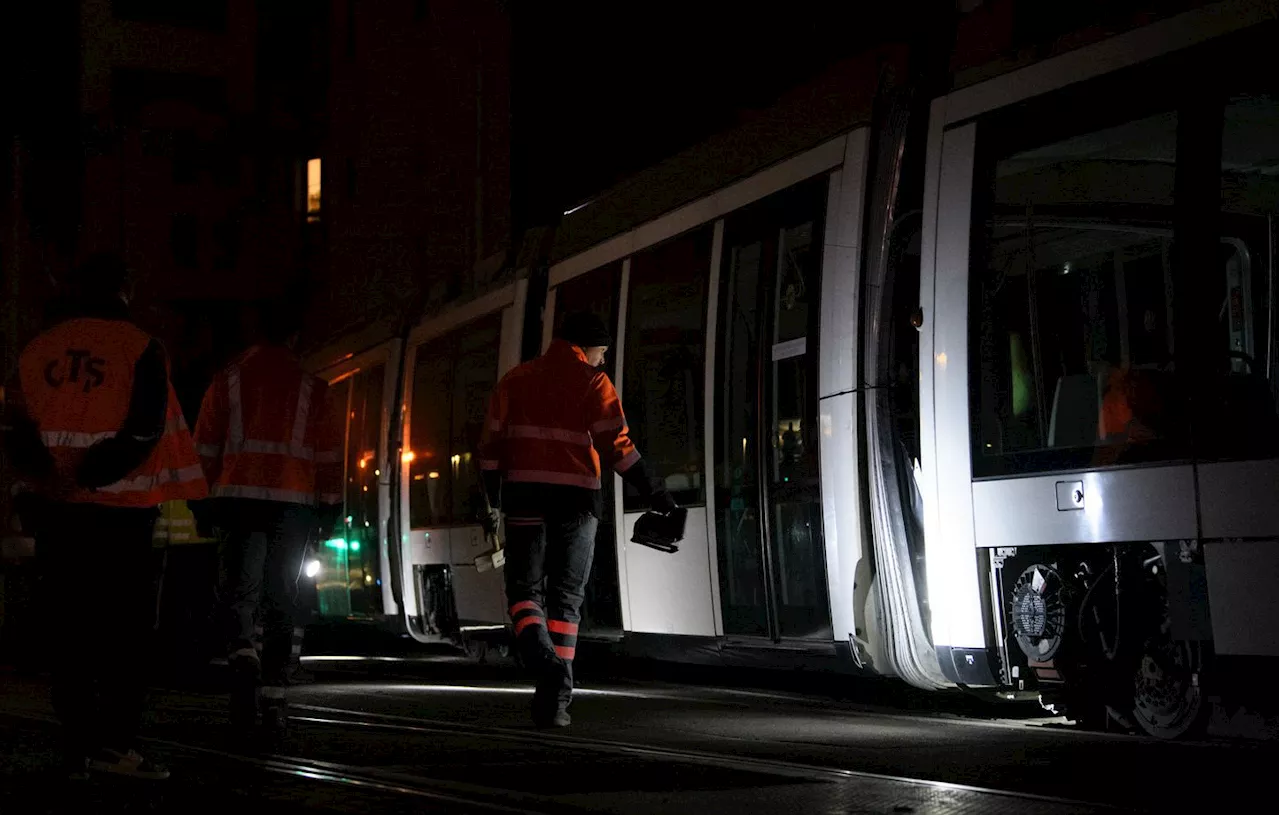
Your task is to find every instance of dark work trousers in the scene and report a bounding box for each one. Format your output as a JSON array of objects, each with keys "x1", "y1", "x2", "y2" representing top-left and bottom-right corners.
[
  {"x1": 215, "y1": 499, "x2": 313, "y2": 687},
  {"x1": 503, "y1": 510, "x2": 598, "y2": 714},
  {"x1": 35, "y1": 502, "x2": 160, "y2": 761}
]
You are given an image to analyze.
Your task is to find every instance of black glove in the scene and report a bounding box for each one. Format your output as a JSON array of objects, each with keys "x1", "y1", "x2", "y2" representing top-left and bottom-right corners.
[
  {"x1": 481, "y1": 507, "x2": 503, "y2": 540},
  {"x1": 13, "y1": 491, "x2": 49, "y2": 538},
  {"x1": 188, "y1": 499, "x2": 214, "y2": 539},
  {"x1": 650, "y1": 488, "x2": 678, "y2": 514}
]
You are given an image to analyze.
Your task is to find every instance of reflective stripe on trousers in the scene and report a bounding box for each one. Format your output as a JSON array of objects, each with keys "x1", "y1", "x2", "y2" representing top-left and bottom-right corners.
[
  {"x1": 510, "y1": 600, "x2": 544, "y2": 636},
  {"x1": 548, "y1": 619, "x2": 578, "y2": 661}
]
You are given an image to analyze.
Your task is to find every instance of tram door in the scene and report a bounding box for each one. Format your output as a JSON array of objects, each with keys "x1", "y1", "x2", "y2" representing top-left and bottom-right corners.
[
  {"x1": 715, "y1": 178, "x2": 833, "y2": 641},
  {"x1": 549, "y1": 262, "x2": 625, "y2": 634}
]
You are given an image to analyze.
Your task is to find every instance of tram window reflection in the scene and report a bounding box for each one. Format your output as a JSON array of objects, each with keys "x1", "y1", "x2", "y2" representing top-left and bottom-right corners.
[
  {"x1": 407, "y1": 313, "x2": 503, "y2": 528},
  {"x1": 621, "y1": 227, "x2": 712, "y2": 511},
  {"x1": 409, "y1": 336, "x2": 453, "y2": 528},
  {"x1": 1205, "y1": 91, "x2": 1278, "y2": 459},
  {"x1": 973, "y1": 111, "x2": 1185, "y2": 475},
  {"x1": 346, "y1": 364, "x2": 384, "y2": 615}
]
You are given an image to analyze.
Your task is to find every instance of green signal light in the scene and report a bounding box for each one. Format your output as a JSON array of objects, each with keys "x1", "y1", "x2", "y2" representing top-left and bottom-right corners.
[
  {"x1": 324, "y1": 538, "x2": 348, "y2": 551},
  {"x1": 350, "y1": 541, "x2": 360, "y2": 552}
]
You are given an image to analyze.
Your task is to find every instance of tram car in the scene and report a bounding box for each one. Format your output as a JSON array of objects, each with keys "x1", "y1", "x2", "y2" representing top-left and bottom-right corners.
[{"x1": 302, "y1": 0, "x2": 1277, "y2": 739}]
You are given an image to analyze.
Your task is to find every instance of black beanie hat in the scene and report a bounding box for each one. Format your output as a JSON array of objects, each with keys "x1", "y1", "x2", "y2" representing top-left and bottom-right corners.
[
  {"x1": 65, "y1": 252, "x2": 129, "y2": 298},
  {"x1": 557, "y1": 311, "x2": 613, "y2": 348}
]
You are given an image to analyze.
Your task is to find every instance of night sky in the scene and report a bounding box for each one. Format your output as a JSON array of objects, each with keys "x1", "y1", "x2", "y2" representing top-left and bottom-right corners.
[{"x1": 511, "y1": 2, "x2": 920, "y2": 226}]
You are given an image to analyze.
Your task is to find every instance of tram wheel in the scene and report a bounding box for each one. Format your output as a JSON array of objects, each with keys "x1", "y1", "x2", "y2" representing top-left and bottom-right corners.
[{"x1": 1129, "y1": 628, "x2": 1208, "y2": 740}]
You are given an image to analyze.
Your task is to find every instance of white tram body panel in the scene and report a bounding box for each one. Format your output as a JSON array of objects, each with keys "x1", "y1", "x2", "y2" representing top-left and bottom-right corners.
[{"x1": 916, "y1": 0, "x2": 1276, "y2": 737}]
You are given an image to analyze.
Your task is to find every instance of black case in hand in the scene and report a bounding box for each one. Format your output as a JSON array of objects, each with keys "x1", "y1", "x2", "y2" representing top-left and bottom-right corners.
[{"x1": 631, "y1": 507, "x2": 687, "y2": 554}]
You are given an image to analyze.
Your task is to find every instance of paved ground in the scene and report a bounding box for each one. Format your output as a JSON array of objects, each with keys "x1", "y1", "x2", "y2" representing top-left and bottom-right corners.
[{"x1": 1, "y1": 658, "x2": 1274, "y2": 814}]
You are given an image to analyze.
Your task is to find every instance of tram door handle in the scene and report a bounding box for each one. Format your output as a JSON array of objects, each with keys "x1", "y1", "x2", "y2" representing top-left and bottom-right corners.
[{"x1": 1055, "y1": 480, "x2": 1085, "y2": 511}]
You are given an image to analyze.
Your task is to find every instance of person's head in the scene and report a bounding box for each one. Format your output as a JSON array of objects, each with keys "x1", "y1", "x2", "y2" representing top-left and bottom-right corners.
[
  {"x1": 63, "y1": 252, "x2": 132, "y2": 305},
  {"x1": 257, "y1": 296, "x2": 304, "y2": 349},
  {"x1": 556, "y1": 311, "x2": 611, "y2": 367}
]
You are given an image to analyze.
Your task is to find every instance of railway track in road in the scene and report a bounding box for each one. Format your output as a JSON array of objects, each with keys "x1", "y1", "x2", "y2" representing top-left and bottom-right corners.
[
  {"x1": 1, "y1": 704, "x2": 1124, "y2": 814},
  {"x1": 142, "y1": 736, "x2": 561, "y2": 815},
  {"x1": 286, "y1": 703, "x2": 1132, "y2": 813}
]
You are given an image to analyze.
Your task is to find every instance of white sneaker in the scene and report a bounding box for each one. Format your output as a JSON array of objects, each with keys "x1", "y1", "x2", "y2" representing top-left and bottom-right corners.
[{"x1": 86, "y1": 749, "x2": 170, "y2": 780}]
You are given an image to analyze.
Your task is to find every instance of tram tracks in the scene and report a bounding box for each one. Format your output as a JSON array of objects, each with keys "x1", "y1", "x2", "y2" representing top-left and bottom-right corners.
[
  {"x1": 288, "y1": 703, "x2": 1132, "y2": 812},
  {"x1": 0, "y1": 707, "x2": 579, "y2": 815},
  {"x1": 140, "y1": 735, "x2": 587, "y2": 815},
  {"x1": 0, "y1": 701, "x2": 1139, "y2": 813}
]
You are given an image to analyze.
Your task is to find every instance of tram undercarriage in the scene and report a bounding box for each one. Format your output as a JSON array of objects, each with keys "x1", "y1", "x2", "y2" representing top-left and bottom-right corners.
[{"x1": 995, "y1": 542, "x2": 1222, "y2": 739}]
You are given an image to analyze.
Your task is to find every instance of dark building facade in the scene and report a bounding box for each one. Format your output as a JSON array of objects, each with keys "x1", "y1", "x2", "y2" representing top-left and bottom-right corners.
[
  {"x1": 301, "y1": 0, "x2": 513, "y2": 353},
  {"x1": 1, "y1": 0, "x2": 318, "y2": 531}
]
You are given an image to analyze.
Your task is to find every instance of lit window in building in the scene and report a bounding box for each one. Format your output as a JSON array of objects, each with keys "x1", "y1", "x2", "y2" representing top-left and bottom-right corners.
[{"x1": 306, "y1": 158, "x2": 321, "y2": 222}]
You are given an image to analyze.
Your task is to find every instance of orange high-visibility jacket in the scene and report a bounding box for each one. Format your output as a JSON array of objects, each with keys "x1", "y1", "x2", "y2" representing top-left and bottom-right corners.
[
  {"x1": 194, "y1": 345, "x2": 343, "y2": 506},
  {"x1": 479, "y1": 339, "x2": 641, "y2": 490},
  {"x1": 16, "y1": 318, "x2": 207, "y2": 507}
]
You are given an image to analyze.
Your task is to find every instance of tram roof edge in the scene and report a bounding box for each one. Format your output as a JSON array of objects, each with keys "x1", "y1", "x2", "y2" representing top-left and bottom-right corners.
[{"x1": 546, "y1": 44, "x2": 908, "y2": 266}]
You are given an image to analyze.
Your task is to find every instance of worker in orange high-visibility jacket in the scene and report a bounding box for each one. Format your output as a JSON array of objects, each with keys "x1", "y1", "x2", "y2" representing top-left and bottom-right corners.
[
  {"x1": 191, "y1": 294, "x2": 342, "y2": 736},
  {"x1": 478, "y1": 311, "x2": 678, "y2": 728},
  {"x1": 1, "y1": 253, "x2": 206, "y2": 781}
]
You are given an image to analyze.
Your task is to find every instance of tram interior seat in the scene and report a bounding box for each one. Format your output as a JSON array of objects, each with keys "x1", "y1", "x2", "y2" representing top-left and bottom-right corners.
[
  {"x1": 665, "y1": 473, "x2": 693, "y2": 492},
  {"x1": 1048, "y1": 372, "x2": 1104, "y2": 448}
]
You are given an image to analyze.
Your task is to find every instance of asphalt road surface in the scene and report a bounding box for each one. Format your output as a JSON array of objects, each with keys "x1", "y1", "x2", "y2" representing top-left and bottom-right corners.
[{"x1": 1, "y1": 658, "x2": 1273, "y2": 814}]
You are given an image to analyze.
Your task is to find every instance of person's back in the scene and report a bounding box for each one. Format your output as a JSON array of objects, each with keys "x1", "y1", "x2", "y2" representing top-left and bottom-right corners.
[
  {"x1": 494, "y1": 340, "x2": 620, "y2": 496},
  {"x1": 479, "y1": 312, "x2": 677, "y2": 728},
  {"x1": 235, "y1": 344, "x2": 312, "y2": 439},
  {"x1": 192, "y1": 296, "x2": 341, "y2": 736},
  {"x1": 198, "y1": 343, "x2": 337, "y2": 506},
  {"x1": 1, "y1": 253, "x2": 203, "y2": 781}
]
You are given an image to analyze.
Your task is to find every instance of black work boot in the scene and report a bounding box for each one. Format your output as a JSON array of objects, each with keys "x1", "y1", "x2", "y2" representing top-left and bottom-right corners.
[
  {"x1": 260, "y1": 686, "x2": 289, "y2": 738},
  {"x1": 228, "y1": 651, "x2": 261, "y2": 733},
  {"x1": 532, "y1": 657, "x2": 572, "y2": 728}
]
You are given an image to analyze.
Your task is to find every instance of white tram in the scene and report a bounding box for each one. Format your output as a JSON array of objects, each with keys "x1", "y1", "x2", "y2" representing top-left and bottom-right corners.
[{"x1": 303, "y1": 1, "x2": 1277, "y2": 738}]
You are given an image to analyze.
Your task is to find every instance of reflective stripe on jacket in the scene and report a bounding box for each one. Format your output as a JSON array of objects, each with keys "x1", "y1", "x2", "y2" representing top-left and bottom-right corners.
[
  {"x1": 193, "y1": 345, "x2": 343, "y2": 507},
  {"x1": 479, "y1": 339, "x2": 641, "y2": 490},
  {"x1": 152, "y1": 499, "x2": 215, "y2": 546},
  {"x1": 16, "y1": 318, "x2": 207, "y2": 507}
]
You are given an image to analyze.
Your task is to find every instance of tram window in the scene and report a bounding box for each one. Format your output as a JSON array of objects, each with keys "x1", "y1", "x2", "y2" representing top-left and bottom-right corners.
[
  {"x1": 771, "y1": 220, "x2": 820, "y2": 485},
  {"x1": 407, "y1": 312, "x2": 503, "y2": 528},
  {"x1": 317, "y1": 375, "x2": 352, "y2": 618},
  {"x1": 1203, "y1": 91, "x2": 1278, "y2": 459},
  {"x1": 451, "y1": 318, "x2": 504, "y2": 522},
  {"x1": 553, "y1": 262, "x2": 621, "y2": 372},
  {"x1": 344, "y1": 364, "x2": 384, "y2": 615},
  {"x1": 972, "y1": 111, "x2": 1187, "y2": 476},
  {"x1": 621, "y1": 227, "x2": 712, "y2": 511},
  {"x1": 343, "y1": 367, "x2": 381, "y2": 520},
  {"x1": 409, "y1": 335, "x2": 452, "y2": 528}
]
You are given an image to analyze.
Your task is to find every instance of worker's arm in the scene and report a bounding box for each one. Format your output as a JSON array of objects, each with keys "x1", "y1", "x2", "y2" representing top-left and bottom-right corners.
[
  {"x1": 586, "y1": 372, "x2": 677, "y2": 512},
  {"x1": 192, "y1": 369, "x2": 229, "y2": 486},
  {"x1": 1, "y1": 367, "x2": 56, "y2": 482},
  {"x1": 187, "y1": 369, "x2": 229, "y2": 536},
  {"x1": 77, "y1": 339, "x2": 169, "y2": 489},
  {"x1": 477, "y1": 386, "x2": 506, "y2": 511}
]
